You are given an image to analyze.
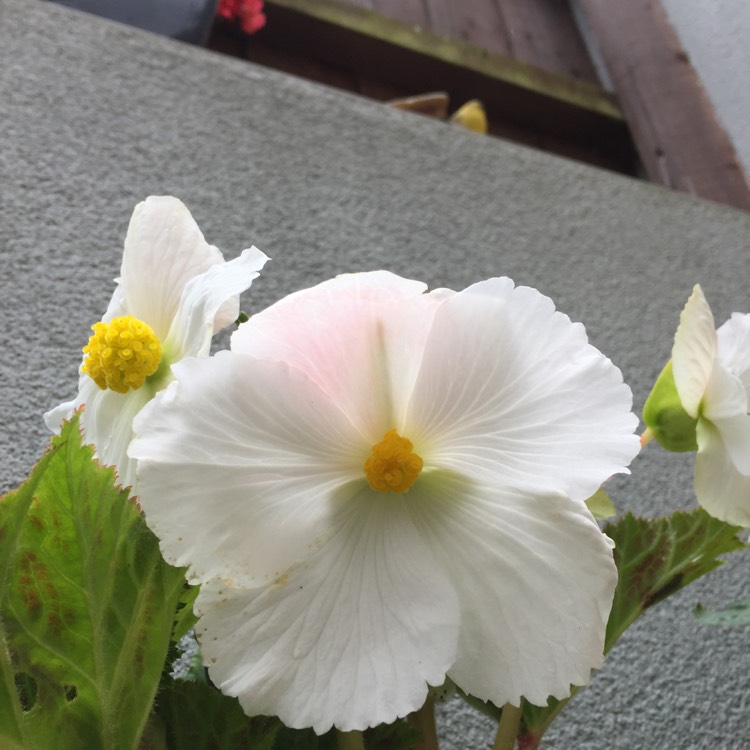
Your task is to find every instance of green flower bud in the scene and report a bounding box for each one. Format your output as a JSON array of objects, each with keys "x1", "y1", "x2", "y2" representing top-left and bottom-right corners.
[{"x1": 642, "y1": 360, "x2": 698, "y2": 452}]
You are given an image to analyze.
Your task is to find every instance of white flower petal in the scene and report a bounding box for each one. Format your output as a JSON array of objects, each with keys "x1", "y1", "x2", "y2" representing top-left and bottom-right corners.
[
  {"x1": 195, "y1": 487, "x2": 459, "y2": 734},
  {"x1": 702, "y1": 361, "x2": 748, "y2": 422},
  {"x1": 231, "y1": 271, "x2": 446, "y2": 441},
  {"x1": 695, "y1": 419, "x2": 750, "y2": 526},
  {"x1": 45, "y1": 373, "x2": 151, "y2": 488},
  {"x1": 717, "y1": 312, "x2": 750, "y2": 384},
  {"x1": 672, "y1": 284, "x2": 717, "y2": 418},
  {"x1": 131, "y1": 352, "x2": 368, "y2": 585},
  {"x1": 101, "y1": 281, "x2": 128, "y2": 322},
  {"x1": 405, "y1": 278, "x2": 639, "y2": 502},
  {"x1": 710, "y1": 415, "x2": 750, "y2": 475},
  {"x1": 407, "y1": 470, "x2": 617, "y2": 706},
  {"x1": 164, "y1": 246, "x2": 269, "y2": 360},
  {"x1": 127, "y1": 270, "x2": 635, "y2": 727},
  {"x1": 119, "y1": 196, "x2": 227, "y2": 339},
  {"x1": 702, "y1": 363, "x2": 750, "y2": 474},
  {"x1": 44, "y1": 393, "x2": 81, "y2": 434},
  {"x1": 80, "y1": 384, "x2": 152, "y2": 488}
]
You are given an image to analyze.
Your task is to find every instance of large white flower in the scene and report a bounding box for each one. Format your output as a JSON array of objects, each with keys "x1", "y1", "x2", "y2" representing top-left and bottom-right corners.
[
  {"x1": 671, "y1": 284, "x2": 750, "y2": 527},
  {"x1": 45, "y1": 196, "x2": 269, "y2": 488},
  {"x1": 130, "y1": 272, "x2": 639, "y2": 733}
]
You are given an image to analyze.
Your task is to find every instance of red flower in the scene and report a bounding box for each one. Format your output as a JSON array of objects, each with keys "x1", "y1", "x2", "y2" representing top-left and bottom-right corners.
[{"x1": 217, "y1": 0, "x2": 266, "y2": 34}]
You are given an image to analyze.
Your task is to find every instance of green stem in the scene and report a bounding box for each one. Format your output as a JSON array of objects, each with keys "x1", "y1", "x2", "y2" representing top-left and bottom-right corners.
[
  {"x1": 520, "y1": 695, "x2": 573, "y2": 748},
  {"x1": 493, "y1": 702, "x2": 522, "y2": 750},
  {"x1": 409, "y1": 694, "x2": 439, "y2": 750},
  {"x1": 337, "y1": 729, "x2": 365, "y2": 750}
]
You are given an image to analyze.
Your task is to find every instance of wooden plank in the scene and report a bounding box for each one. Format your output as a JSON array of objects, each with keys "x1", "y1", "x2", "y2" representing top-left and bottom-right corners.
[
  {"x1": 208, "y1": 1, "x2": 638, "y2": 174},
  {"x1": 235, "y1": 39, "x2": 362, "y2": 92},
  {"x1": 265, "y1": 0, "x2": 622, "y2": 122},
  {"x1": 421, "y1": 0, "x2": 600, "y2": 83},
  {"x1": 371, "y1": 0, "x2": 430, "y2": 28},
  {"x1": 493, "y1": 0, "x2": 600, "y2": 83},
  {"x1": 577, "y1": 0, "x2": 750, "y2": 210},
  {"x1": 423, "y1": 0, "x2": 514, "y2": 56}
]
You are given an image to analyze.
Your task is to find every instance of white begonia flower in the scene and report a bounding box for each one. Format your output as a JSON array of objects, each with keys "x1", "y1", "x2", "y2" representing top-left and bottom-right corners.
[
  {"x1": 130, "y1": 272, "x2": 639, "y2": 733},
  {"x1": 672, "y1": 284, "x2": 750, "y2": 527},
  {"x1": 45, "y1": 196, "x2": 269, "y2": 489}
]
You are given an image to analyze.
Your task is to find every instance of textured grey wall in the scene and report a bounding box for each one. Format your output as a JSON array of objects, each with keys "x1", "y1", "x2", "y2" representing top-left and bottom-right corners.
[{"x1": 1, "y1": 0, "x2": 748, "y2": 747}]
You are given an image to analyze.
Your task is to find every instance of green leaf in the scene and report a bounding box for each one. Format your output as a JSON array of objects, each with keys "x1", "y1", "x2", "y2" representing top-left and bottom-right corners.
[
  {"x1": 694, "y1": 596, "x2": 750, "y2": 626},
  {"x1": 0, "y1": 415, "x2": 187, "y2": 750},
  {"x1": 520, "y1": 509, "x2": 745, "y2": 744},
  {"x1": 156, "y1": 678, "x2": 281, "y2": 750},
  {"x1": 604, "y1": 509, "x2": 745, "y2": 649},
  {"x1": 172, "y1": 584, "x2": 200, "y2": 643},
  {"x1": 0, "y1": 444, "x2": 55, "y2": 750},
  {"x1": 584, "y1": 488, "x2": 616, "y2": 520}
]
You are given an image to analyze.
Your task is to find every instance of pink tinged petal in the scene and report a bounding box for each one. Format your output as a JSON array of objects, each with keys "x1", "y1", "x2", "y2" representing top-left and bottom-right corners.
[
  {"x1": 195, "y1": 488, "x2": 460, "y2": 734},
  {"x1": 164, "y1": 246, "x2": 269, "y2": 360},
  {"x1": 672, "y1": 284, "x2": 717, "y2": 418},
  {"x1": 130, "y1": 352, "x2": 368, "y2": 586},
  {"x1": 405, "y1": 278, "x2": 639, "y2": 503},
  {"x1": 231, "y1": 271, "x2": 447, "y2": 441},
  {"x1": 407, "y1": 470, "x2": 617, "y2": 706},
  {"x1": 695, "y1": 420, "x2": 750, "y2": 527},
  {"x1": 119, "y1": 196, "x2": 228, "y2": 339}
]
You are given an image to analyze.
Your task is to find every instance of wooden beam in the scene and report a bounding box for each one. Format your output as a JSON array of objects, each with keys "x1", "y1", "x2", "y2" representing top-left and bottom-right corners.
[
  {"x1": 576, "y1": 0, "x2": 750, "y2": 210},
  {"x1": 211, "y1": 0, "x2": 638, "y2": 173},
  {"x1": 421, "y1": 0, "x2": 601, "y2": 84},
  {"x1": 262, "y1": 0, "x2": 624, "y2": 130},
  {"x1": 266, "y1": 0, "x2": 622, "y2": 124}
]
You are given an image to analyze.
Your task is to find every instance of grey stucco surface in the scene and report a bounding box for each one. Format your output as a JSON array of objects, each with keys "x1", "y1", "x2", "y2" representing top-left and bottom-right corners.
[{"x1": 1, "y1": 0, "x2": 748, "y2": 747}]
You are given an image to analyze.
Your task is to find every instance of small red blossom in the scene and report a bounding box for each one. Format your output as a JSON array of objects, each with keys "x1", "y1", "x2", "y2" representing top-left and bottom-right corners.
[{"x1": 217, "y1": 0, "x2": 266, "y2": 35}]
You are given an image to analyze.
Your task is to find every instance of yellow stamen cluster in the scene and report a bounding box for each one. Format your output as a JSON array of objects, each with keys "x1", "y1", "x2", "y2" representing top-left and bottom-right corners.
[
  {"x1": 82, "y1": 315, "x2": 162, "y2": 393},
  {"x1": 364, "y1": 429, "x2": 424, "y2": 493}
]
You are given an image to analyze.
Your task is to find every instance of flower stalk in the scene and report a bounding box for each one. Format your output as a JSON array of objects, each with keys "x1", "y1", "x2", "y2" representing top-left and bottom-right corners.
[
  {"x1": 409, "y1": 694, "x2": 439, "y2": 750},
  {"x1": 336, "y1": 729, "x2": 365, "y2": 750},
  {"x1": 493, "y1": 702, "x2": 522, "y2": 750}
]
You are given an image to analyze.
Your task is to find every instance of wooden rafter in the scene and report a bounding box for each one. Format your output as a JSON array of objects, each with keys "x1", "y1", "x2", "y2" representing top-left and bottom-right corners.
[
  {"x1": 576, "y1": 0, "x2": 750, "y2": 210},
  {"x1": 211, "y1": 0, "x2": 636, "y2": 172}
]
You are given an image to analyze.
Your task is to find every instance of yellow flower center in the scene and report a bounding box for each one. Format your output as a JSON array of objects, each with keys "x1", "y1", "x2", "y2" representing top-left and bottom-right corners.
[
  {"x1": 364, "y1": 429, "x2": 423, "y2": 493},
  {"x1": 82, "y1": 315, "x2": 162, "y2": 393}
]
